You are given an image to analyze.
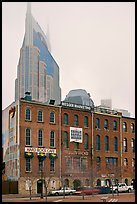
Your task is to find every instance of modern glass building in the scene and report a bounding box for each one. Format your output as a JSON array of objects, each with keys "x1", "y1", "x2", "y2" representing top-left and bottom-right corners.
[{"x1": 15, "y1": 2, "x2": 61, "y2": 105}]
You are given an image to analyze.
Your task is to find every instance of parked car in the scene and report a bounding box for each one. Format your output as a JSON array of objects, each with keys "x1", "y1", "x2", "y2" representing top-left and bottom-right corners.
[
  {"x1": 48, "y1": 187, "x2": 76, "y2": 196},
  {"x1": 95, "y1": 186, "x2": 111, "y2": 194},
  {"x1": 110, "y1": 183, "x2": 133, "y2": 193},
  {"x1": 74, "y1": 187, "x2": 100, "y2": 195}
]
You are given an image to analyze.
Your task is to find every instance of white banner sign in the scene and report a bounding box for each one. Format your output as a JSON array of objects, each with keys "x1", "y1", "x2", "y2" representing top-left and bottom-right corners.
[
  {"x1": 70, "y1": 127, "x2": 83, "y2": 143},
  {"x1": 25, "y1": 147, "x2": 56, "y2": 153}
]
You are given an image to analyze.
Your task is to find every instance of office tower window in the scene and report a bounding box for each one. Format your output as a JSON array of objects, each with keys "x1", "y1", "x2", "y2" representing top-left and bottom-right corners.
[
  {"x1": 64, "y1": 131, "x2": 69, "y2": 148},
  {"x1": 25, "y1": 108, "x2": 31, "y2": 121},
  {"x1": 26, "y1": 128, "x2": 31, "y2": 146},
  {"x1": 131, "y1": 138, "x2": 135, "y2": 152},
  {"x1": 50, "y1": 131, "x2": 55, "y2": 147},
  {"x1": 104, "y1": 119, "x2": 109, "y2": 130},
  {"x1": 38, "y1": 129, "x2": 43, "y2": 147},
  {"x1": 105, "y1": 136, "x2": 109, "y2": 151},
  {"x1": 96, "y1": 118, "x2": 100, "y2": 129},
  {"x1": 26, "y1": 158, "x2": 31, "y2": 172},
  {"x1": 63, "y1": 113, "x2": 68, "y2": 125},
  {"x1": 96, "y1": 135, "x2": 100, "y2": 151},
  {"x1": 84, "y1": 116, "x2": 88, "y2": 127},
  {"x1": 50, "y1": 112, "x2": 55, "y2": 123},
  {"x1": 123, "y1": 138, "x2": 127, "y2": 152},
  {"x1": 38, "y1": 110, "x2": 43, "y2": 122},
  {"x1": 50, "y1": 158, "x2": 55, "y2": 172},
  {"x1": 123, "y1": 122, "x2": 127, "y2": 132},
  {"x1": 114, "y1": 137, "x2": 118, "y2": 152},
  {"x1": 84, "y1": 133, "x2": 89, "y2": 150},
  {"x1": 124, "y1": 158, "x2": 128, "y2": 167},
  {"x1": 131, "y1": 123, "x2": 135, "y2": 133},
  {"x1": 74, "y1": 114, "x2": 78, "y2": 126},
  {"x1": 113, "y1": 120, "x2": 117, "y2": 131}
]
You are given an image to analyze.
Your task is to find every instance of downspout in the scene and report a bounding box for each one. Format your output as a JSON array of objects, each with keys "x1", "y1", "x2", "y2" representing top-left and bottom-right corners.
[
  {"x1": 91, "y1": 111, "x2": 94, "y2": 187},
  {"x1": 120, "y1": 115, "x2": 123, "y2": 183},
  {"x1": 59, "y1": 106, "x2": 62, "y2": 187}
]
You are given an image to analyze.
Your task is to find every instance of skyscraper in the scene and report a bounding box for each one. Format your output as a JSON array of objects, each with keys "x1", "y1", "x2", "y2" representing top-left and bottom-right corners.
[{"x1": 15, "y1": 2, "x2": 61, "y2": 105}]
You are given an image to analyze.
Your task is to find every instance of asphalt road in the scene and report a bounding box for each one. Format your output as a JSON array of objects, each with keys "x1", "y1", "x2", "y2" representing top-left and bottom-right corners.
[{"x1": 2, "y1": 192, "x2": 135, "y2": 202}]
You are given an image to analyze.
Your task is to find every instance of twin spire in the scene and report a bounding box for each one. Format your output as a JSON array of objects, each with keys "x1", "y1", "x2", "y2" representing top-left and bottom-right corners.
[{"x1": 27, "y1": 2, "x2": 31, "y2": 15}]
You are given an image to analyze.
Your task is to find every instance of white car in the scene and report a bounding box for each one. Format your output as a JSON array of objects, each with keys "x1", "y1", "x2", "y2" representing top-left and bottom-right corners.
[
  {"x1": 48, "y1": 187, "x2": 76, "y2": 196},
  {"x1": 110, "y1": 183, "x2": 133, "y2": 193}
]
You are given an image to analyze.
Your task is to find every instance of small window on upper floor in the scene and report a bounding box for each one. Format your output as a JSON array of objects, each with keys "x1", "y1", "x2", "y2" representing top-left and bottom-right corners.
[
  {"x1": 25, "y1": 108, "x2": 31, "y2": 121},
  {"x1": 84, "y1": 116, "x2": 88, "y2": 128},
  {"x1": 124, "y1": 158, "x2": 128, "y2": 167},
  {"x1": 63, "y1": 113, "x2": 68, "y2": 125},
  {"x1": 123, "y1": 122, "x2": 127, "y2": 132},
  {"x1": 38, "y1": 110, "x2": 43, "y2": 122},
  {"x1": 131, "y1": 123, "x2": 135, "y2": 133},
  {"x1": 113, "y1": 120, "x2": 117, "y2": 131},
  {"x1": 50, "y1": 112, "x2": 55, "y2": 123},
  {"x1": 96, "y1": 118, "x2": 100, "y2": 129},
  {"x1": 123, "y1": 138, "x2": 128, "y2": 152},
  {"x1": 74, "y1": 114, "x2": 78, "y2": 126},
  {"x1": 104, "y1": 119, "x2": 109, "y2": 130},
  {"x1": 131, "y1": 138, "x2": 135, "y2": 153}
]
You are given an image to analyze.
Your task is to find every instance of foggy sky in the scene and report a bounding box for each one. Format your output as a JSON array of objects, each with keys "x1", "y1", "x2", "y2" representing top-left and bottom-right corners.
[{"x1": 2, "y1": 2, "x2": 135, "y2": 117}]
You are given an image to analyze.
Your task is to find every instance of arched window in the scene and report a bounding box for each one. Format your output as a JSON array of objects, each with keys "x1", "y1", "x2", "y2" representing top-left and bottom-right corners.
[
  {"x1": 131, "y1": 123, "x2": 135, "y2": 133},
  {"x1": 84, "y1": 116, "x2": 88, "y2": 127},
  {"x1": 131, "y1": 138, "x2": 135, "y2": 152},
  {"x1": 26, "y1": 128, "x2": 31, "y2": 145},
  {"x1": 123, "y1": 138, "x2": 127, "y2": 152},
  {"x1": 50, "y1": 112, "x2": 55, "y2": 123},
  {"x1": 132, "y1": 158, "x2": 135, "y2": 167},
  {"x1": 105, "y1": 136, "x2": 109, "y2": 151},
  {"x1": 38, "y1": 129, "x2": 43, "y2": 146},
  {"x1": 96, "y1": 156, "x2": 101, "y2": 170},
  {"x1": 96, "y1": 135, "x2": 100, "y2": 151},
  {"x1": 113, "y1": 120, "x2": 117, "y2": 131},
  {"x1": 123, "y1": 122, "x2": 127, "y2": 132},
  {"x1": 38, "y1": 110, "x2": 43, "y2": 122},
  {"x1": 50, "y1": 131, "x2": 55, "y2": 147},
  {"x1": 96, "y1": 118, "x2": 100, "y2": 129},
  {"x1": 74, "y1": 114, "x2": 78, "y2": 126},
  {"x1": 84, "y1": 133, "x2": 89, "y2": 150},
  {"x1": 114, "y1": 137, "x2": 118, "y2": 152},
  {"x1": 104, "y1": 119, "x2": 109, "y2": 130},
  {"x1": 63, "y1": 113, "x2": 68, "y2": 125},
  {"x1": 124, "y1": 158, "x2": 128, "y2": 167},
  {"x1": 97, "y1": 179, "x2": 101, "y2": 186},
  {"x1": 25, "y1": 108, "x2": 31, "y2": 120},
  {"x1": 64, "y1": 131, "x2": 69, "y2": 148}
]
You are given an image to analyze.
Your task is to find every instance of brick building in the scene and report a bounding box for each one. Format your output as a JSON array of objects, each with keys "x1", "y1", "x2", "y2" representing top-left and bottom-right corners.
[{"x1": 2, "y1": 97, "x2": 135, "y2": 195}]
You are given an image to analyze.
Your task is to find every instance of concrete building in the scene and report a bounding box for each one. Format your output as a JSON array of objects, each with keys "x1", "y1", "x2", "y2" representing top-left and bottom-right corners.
[{"x1": 2, "y1": 90, "x2": 135, "y2": 195}]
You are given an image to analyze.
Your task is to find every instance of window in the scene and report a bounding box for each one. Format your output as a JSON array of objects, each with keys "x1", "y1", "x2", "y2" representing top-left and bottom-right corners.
[
  {"x1": 74, "y1": 142, "x2": 79, "y2": 149},
  {"x1": 26, "y1": 158, "x2": 31, "y2": 172},
  {"x1": 113, "y1": 120, "x2": 117, "y2": 131},
  {"x1": 104, "y1": 119, "x2": 109, "y2": 130},
  {"x1": 38, "y1": 129, "x2": 43, "y2": 147},
  {"x1": 84, "y1": 116, "x2": 88, "y2": 127},
  {"x1": 123, "y1": 138, "x2": 127, "y2": 152},
  {"x1": 74, "y1": 114, "x2": 78, "y2": 126},
  {"x1": 39, "y1": 160, "x2": 44, "y2": 172},
  {"x1": 81, "y1": 158, "x2": 88, "y2": 171},
  {"x1": 105, "y1": 136, "x2": 109, "y2": 151},
  {"x1": 84, "y1": 133, "x2": 89, "y2": 150},
  {"x1": 131, "y1": 123, "x2": 135, "y2": 133},
  {"x1": 50, "y1": 112, "x2": 55, "y2": 123},
  {"x1": 50, "y1": 131, "x2": 55, "y2": 147},
  {"x1": 25, "y1": 108, "x2": 31, "y2": 120},
  {"x1": 114, "y1": 137, "x2": 118, "y2": 152},
  {"x1": 38, "y1": 110, "x2": 43, "y2": 122},
  {"x1": 96, "y1": 118, "x2": 100, "y2": 129},
  {"x1": 64, "y1": 113, "x2": 68, "y2": 125},
  {"x1": 132, "y1": 158, "x2": 135, "y2": 167},
  {"x1": 26, "y1": 128, "x2": 31, "y2": 146},
  {"x1": 123, "y1": 122, "x2": 127, "y2": 132},
  {"x1": 131, "y1": 138, "x2": 135, "y2": 152},
  {"x1": 96, "y1": 156, "x2": 101, "y2": 170},
  {"x1": 124, "y1": 158, "x2": 128, "y2": 167},
  {"x1": 65, "y1": 157, "x2": 72, "y2": 172},
  {"x1": 64, "y1": 131, "x2": 69, "y2": 148},
  {"x1": 96, "y1": 135, "x2": 100, "y2": 151},
  {"x1": 50, "y1": 158, "x2": 55, "y2": 172}
]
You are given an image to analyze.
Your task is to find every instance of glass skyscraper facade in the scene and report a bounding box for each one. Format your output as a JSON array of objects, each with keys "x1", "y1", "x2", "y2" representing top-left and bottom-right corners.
[{"x1": 15, "y1": 2, "x2": 61, "y2": 105}]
